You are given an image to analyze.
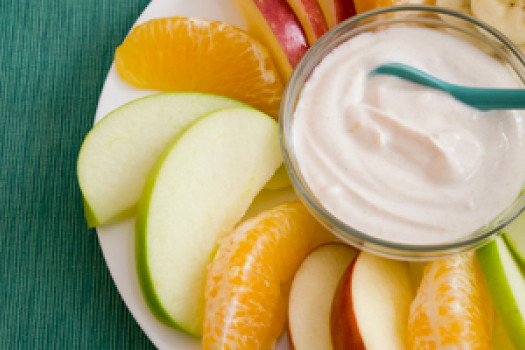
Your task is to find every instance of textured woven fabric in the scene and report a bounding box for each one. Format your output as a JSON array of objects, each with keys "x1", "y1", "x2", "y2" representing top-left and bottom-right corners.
[{"x1": 1, "y1": 1, "x2": 155, "y2": 348}]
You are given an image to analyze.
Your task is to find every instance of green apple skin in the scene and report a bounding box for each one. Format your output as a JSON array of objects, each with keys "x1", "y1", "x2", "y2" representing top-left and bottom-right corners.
[
  {"x1": 502, "y1": 210, "x2": 525, "y2": 266},
  {"x1": 77, "y1": 92, "x2": 246, "y2": 227},
  {"x1": 135, "y1": 107, "x2": 282, "y2": 336},
  {"x1": 477, "y1": 236, "x2": 525, "y2": 350}
]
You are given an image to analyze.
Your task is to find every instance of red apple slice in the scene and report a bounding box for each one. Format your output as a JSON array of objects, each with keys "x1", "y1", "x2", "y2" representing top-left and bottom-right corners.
[
  {"x1": 331, "y1": 252, "x2": 413, "y2": 350},
  {"x1": 285, "y1": 0, "x2": 329, "y2": 45},
  {"x1": 288, "y1": 243, "x2": 358, "y2": 350},
  {"x1": 317, "y1": 0, "x2": 356, "y2": 28},
  {"x1": 233, "y1": 0, "x2": 309, "y2": 80}
]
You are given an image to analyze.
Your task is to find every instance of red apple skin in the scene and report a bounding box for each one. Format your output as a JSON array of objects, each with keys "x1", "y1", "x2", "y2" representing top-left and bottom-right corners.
[
  {"x1": 287, "y1": 243, "x2": 358, "y2": 350},
  {"x1": 330, "y1": 257, "x2": 366, "y2": 350},
  {"x1": 330, "y1": 252, "x2": 413, "y2": 350},
  {"x1": 253, "y1": 0, "x2": 309, "y2": 67},
  {"x1": 317, "y1": 0, "x2": 356, "y2": 28},
  {"x1": 286, "y1": 0, "x2": 329, "y2": 44},
  {"x1": 334, "y1": 0, "x2": 356, "y2": 23},
  {"x1": 234, "y1": 0, "x2": 309, "y2": 79}
]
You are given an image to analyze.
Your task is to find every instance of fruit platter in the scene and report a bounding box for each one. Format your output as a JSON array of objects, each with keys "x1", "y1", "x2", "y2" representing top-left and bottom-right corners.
[{"x1": 77, "y1": 0, "x2": 525, "y2": 348}]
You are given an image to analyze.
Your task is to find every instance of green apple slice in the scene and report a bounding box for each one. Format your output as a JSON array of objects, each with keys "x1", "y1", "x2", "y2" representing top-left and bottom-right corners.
[
  {"x1": 477, "y1": 236, "x2": 525, "y2": 349},
  {"x1": 502, "y1": 210, "x2": 525, "y2": 266},
  {"x1": 77, "y1": 92, "x2": 245, "y2": 227},
  {"x1": 135, "y1": 107, "x2": 282, "y2": 336}
]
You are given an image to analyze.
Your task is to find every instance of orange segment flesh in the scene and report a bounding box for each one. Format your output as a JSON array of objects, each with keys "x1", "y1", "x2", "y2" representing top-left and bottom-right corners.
[
  {"x1": 114, "y1": 17, "x2": 283, "y2": 118},
  {"x1": 203, "y1": 201, "x2": 331, "y2": 350},
  {"x1": 407, "y1": 252, "x2": 493, "y2": 349},
  {"x1": 353, "y1": 0, "x2": 395, "y2": 14},
  {"x1": 353, "y1": 0, "x2": 434, "y2": 14}
]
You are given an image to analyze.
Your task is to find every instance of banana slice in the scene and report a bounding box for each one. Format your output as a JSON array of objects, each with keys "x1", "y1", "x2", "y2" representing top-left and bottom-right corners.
[
  {"x1": 435, "y1": 0, "x2": 474, "y2": 29},
  {"x1": 471, "y1": 0, "x2": 525, "y2": 45}
]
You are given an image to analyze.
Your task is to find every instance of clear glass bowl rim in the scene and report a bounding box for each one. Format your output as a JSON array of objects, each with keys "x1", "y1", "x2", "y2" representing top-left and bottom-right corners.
[{"x1": 279, "y1": 5, "x2": 525, "y2": 260}]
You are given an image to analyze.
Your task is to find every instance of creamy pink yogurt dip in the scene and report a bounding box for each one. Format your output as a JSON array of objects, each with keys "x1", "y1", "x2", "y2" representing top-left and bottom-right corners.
[{"x1": 292, "y1": 27, "x2": 525, "y2": 244}]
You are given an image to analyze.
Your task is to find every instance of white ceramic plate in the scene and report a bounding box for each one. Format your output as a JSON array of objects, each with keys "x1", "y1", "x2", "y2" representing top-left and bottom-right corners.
[{"x1": 94, "y1": 0, "x2": 295, "y2": 348}]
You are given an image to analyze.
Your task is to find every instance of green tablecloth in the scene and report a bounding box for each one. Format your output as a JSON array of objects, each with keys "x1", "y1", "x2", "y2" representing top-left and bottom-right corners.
[{"x1": 1, "y1": 1, "x2": 155, "y2": 348}]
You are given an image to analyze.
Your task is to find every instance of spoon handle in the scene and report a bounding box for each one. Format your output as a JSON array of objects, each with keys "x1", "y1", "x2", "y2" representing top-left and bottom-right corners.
[
  {"x1": 371, "y1": 62, "x2": 525, "y2": 111},
  {"x1": 450, "y1": 86, "x2": 525, "y2": 111},
  {"x1": 371, "y1": 62, "x2": 450, "y2": 91}
]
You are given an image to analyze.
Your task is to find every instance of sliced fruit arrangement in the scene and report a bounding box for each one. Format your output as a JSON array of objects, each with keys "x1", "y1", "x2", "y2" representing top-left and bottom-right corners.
[
  {"x1": 77, "y1": 92, "x2": 245, "y2": 227},
  {"x1": 288, "y1": 243, "x2": 358, "y2": 350},
  {"x1": 331, "y1": 252, "x2": 413, "y2": 350},
  {"x1": 114, "y1": 17, "x2": 283, "y2": 117},
  {"x1": 202, "y1": 201, "x2": 332, "y2": 349},
  {"x1": 135, "y1": 106, "x2": 282, "y2": 335},
  {"x1": 403, "y1": 0, "x2": 525, "y2": 52},
  {"x1": 233, "y1": 0, "x2": 309, "y2": 80},
  {"x1": 285, "y1": 0, "x2": 329, "y2": 45},
  {"x1": 478, "y1": 235, "x2": 525, "y2": 349},
  {"x1": 229, "y1": 0, "x2": 525, "y2": 88},
  {"x1": 79, "y1": 0, "x2": 525, "y2": 347},
  {"x1": 408, "y1": 252, "x2": 493, "y2": 349}
]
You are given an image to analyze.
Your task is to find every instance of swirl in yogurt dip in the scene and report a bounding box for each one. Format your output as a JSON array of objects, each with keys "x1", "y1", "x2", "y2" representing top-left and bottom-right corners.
[{"x1": 292, "y1": 27, "x2": 525, "y2": 244}]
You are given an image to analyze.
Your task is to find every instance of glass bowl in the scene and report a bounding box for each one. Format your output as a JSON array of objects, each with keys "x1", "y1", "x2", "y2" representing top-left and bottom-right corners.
[{"x1": 279, "y1": 5, "x2": 525, "y2": 260}]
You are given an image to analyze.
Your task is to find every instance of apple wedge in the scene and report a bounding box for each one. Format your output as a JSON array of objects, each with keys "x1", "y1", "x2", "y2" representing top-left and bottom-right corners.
[
  {"x1": 288, "y1": 243, "x2": 358, "y2": 350},
  {"x1": 330, "y1": 252, "x2": 413, "y2": 350},
  {"x1": 477, "y1": 236, "x2": 525, "y2": 349},
  {"x1": 135, "y1": 107, "x2": 282, "y2": 335},
  {"x1": 77, "y1": 92, "x2": 245, "y2": 227},
  {"x1": 317, "y1": 0, "x2": 355, "y2": 29},
  {"x1": 233, "y1": 0, "x2": 309, "y2": 80},
  {"x1": 285, "y1": 0, "x2": 329, "y2": 45},
  {"x1": 502, "y1": 211, "x2": 525, "y2": 265}
]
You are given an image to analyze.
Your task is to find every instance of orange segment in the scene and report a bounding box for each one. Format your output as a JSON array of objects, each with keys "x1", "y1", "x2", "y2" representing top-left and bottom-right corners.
[
  {"x1": 407, "y1": 252, "x2": 493, "y2": 349},
  {"x1": 353, "y1": 0, "x2": 435, "y2": 14},
  {"x1": 202, "y1": 201, "x2": 331, "y2": 350},
  {"x1": 353, "y1": 0, "x2": 394, "y2": 14},
  {"x1": 114, "y1": 17, "x2": 284, "y2": 117}
]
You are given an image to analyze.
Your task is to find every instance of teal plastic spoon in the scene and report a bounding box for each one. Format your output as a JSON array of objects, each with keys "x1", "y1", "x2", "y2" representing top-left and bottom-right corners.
[{"x1": 371, "y1": 62, "x2": 525, "y2": 111}]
